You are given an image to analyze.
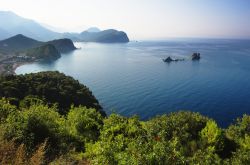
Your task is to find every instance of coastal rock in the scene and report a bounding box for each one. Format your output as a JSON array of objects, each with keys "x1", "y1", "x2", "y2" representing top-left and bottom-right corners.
[
  {"x1": 163, "y1": 56, "x2": 185, "y2": 63},
  {"x1": 191, "y1": 53, "x2": 201, "y2": 60},
  {"x1": 163, "y1": 56, "x2": 174, "y2": 62}
]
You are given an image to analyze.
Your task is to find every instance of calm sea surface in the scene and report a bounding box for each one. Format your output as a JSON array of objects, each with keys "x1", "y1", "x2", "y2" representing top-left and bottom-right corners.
[{"x1": 16, "y1": 39, "x2": 250, "y2": 127}]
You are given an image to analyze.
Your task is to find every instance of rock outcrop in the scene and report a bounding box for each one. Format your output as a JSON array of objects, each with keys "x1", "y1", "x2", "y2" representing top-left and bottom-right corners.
[
  {"x1": 191, "y1": 53, "x2": 201, "y2": 60},
  {"x1": 163, "y1": 56, "x2": 185, "y2": 63}
]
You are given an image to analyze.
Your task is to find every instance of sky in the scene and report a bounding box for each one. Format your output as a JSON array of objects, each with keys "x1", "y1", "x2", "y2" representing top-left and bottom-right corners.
[{"x1": 0, "y1": 0, "x2": 249, "y2": 40}]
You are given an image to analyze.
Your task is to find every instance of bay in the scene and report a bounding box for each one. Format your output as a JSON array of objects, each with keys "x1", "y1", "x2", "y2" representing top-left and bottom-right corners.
[{"x1": 16, "y1": 39, "x2": 250, "y2": 127}]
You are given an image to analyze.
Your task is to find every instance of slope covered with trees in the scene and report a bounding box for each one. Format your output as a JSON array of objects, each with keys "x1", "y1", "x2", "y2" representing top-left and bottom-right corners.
[
  {"x1": 0, "y1": 71, "x2": 103, "y2": 115},
  {"x1": 25, "y1": 44, "x2": 61, "y2": 60},
  {"x1": 0, "y1": 71, "x2": 250, "y2": 164}
]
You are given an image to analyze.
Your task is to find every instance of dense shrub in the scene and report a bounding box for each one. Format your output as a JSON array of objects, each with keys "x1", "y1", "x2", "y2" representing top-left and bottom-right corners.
[
  {"x1": 0, "y1": 99, "x2": 104, "y2": 161},
  {"x1": 0, "y1": 71, "x2": 104, "y2": 115},
  {"x1": 1, "y1": 71, "x2": 250, "y2": 164}
]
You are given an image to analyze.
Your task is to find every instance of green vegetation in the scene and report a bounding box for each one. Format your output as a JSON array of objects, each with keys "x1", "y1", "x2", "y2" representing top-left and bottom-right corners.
[
  {"x1": 0, "y1": 71, "x2": 103, "y2": 115},
  {"x1": 26, "y1": 44, "x2": 61, "y2": 60},
  {"x1": 0, "y1": 71, "x2": 250, "y2": 164}
]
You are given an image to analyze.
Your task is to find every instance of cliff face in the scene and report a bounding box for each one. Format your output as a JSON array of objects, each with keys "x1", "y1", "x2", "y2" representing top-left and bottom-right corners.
[{"x1": 46, "y1": 39, "x2": 77, "y2": 53}]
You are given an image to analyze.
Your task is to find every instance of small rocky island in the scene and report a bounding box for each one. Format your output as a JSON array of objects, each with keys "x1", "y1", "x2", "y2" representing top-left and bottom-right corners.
[
  {"x1": 191, "y1": 52, "x2": 201, "y2": 60},
  {"x1": 163, "y1": 56, "x2": 184, "y2": 63},
  {"x1": 163, "y1": 53, "x2": 201, "y2": 63}
]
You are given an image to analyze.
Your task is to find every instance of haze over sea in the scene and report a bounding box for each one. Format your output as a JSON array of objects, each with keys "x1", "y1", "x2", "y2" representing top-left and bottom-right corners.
[{"x1": 16, "y1": 39, "x2": 250, "y2": 127}]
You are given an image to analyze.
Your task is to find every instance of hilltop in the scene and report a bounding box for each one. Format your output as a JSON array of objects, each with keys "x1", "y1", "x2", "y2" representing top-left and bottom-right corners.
[{"x1": 0, "y1": 34, "x2": 42, "y2": 53}]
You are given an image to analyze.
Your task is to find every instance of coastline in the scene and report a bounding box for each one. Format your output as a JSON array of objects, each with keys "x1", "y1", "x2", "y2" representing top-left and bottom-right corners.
[
  {"x1": 12, "y1": 62, "x2": 31, "y2": 75},
  {"x1": 0, "y1": 61, "x2": 33, "y2": 75}
]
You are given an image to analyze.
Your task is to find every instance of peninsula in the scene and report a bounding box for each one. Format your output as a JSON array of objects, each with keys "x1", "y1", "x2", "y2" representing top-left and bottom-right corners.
[{"x1": 0, "y1": 34, "x2": 76, "y2": 75}]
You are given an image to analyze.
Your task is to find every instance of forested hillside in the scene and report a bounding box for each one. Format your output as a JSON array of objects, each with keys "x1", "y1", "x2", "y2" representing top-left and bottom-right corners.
[
  {"x1": 0, "y1": 72, "x2": 250, "y2": 164},
  {"x1": 0, "y1": 71, "x2": 103, "y2": 115}
]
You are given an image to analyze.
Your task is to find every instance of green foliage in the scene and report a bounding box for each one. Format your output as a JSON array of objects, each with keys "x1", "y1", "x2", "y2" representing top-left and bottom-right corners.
[
  {"x1": 189, "y1": 147, "x2": 221, "y2": 165},
  {"x1": 0, "y1": 98, "x2": 17, "y2": 123},
  {"x1": 228, "y1": 149, "x2": 250, "y2": 164},
  {"x1": 4, "y1": 103, "x2": 66, "y2": 155},
  {"x1": 145, "y1": 111, "x2": 208, "y2": 142},
  {"x1": 85, "y1": 114, "x2": 148, "y2": 164},
  {"x1": 1, "y1": 71, "x2": 250, "y2": 164},
  {"x1": 144, "y1": 111, "x2": 209, "y2": 158},
  {"x1": 0, "y1": 71, "x2": 104, "y2": 115},
  {"x1": 201, "y1": 120, "x2": 222, "y2": 145},
  {"x1": 66, "y1": 106, "x2": 103, "y2": 151},
  {"x1": 0, "y1": 97, "x2": 105, "y2": 161},
  {"x1": 226, "y1": 114, "x2": 250, "y2": 142},
  {"x1": 19, "y1": 95, "x2": 46, "y2": 108},
  {"x1": 225, "y1": 115, "x2": 250, "y2": 164},
  {"x1": 85, "y1": 113, "x2": 204, "y2": 164},
  {"x1": 26, "y1": 44, "x2": 61, "y2": 60}
]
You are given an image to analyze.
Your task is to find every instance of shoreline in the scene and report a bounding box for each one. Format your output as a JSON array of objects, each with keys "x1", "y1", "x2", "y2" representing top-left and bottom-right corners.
[
  {"x1": 0, "y1": 61, "x2": 34, "y2": 75},
  {"x1": 12, "y1": 62, "x2": 32, "y2": 75}
]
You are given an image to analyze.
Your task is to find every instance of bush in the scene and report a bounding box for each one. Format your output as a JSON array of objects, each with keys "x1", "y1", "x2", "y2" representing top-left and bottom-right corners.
[
  {"x1": 3, "y1": 103, "x2": 66, "y2": 157},
  {"x1": 0, "y1": 71, "x2": 104, "y2": 115}
]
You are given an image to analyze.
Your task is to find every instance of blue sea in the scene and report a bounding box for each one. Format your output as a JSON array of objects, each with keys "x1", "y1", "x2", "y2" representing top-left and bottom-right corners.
[{"x1": 16, "y1": 39, "x2": 250, "y2": 127}]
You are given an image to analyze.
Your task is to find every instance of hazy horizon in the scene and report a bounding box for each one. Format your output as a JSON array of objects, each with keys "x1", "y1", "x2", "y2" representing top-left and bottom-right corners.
[{"x1": 0, "y1": 0, "x2": 250, "y2": 40}]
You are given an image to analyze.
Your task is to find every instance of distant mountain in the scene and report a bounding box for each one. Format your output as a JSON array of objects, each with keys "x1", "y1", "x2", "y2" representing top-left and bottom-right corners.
[
  {"x1": 0, "y1": 34, "x2": 76, "y2": 53},
  {"x1": 0, "y1": 11, "x2": 60, "y2": 41},
  {"x1": 80, "y1": 29, "x2": 129, "y2": 43},
  {"x1": 63, "y1": 29, "x2": 129, "y2": 43},
  {"x1": 86, "y1": 27, "x2": 101, "y2": 33},
  {"x1": 0, "y1": 11, "x2": 130, "y2": 43},
  {"x1": 0, "y1": 34, "x2": 42, "y2": 52}
]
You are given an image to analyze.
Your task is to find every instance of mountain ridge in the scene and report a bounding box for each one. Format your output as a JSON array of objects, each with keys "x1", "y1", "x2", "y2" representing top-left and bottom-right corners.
[
  {"x1": 0, "y1": 11, "x2": 130, "y2": 43},
  {"x1": 0, "y1": 11, "x2": 60, "y2": 41},
  {"x1": 0, "y1": 34, "x2": 76, "y2": 53},
  {"x1": 0, "y1": 34, "x2": 77, "y2": 74}
]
